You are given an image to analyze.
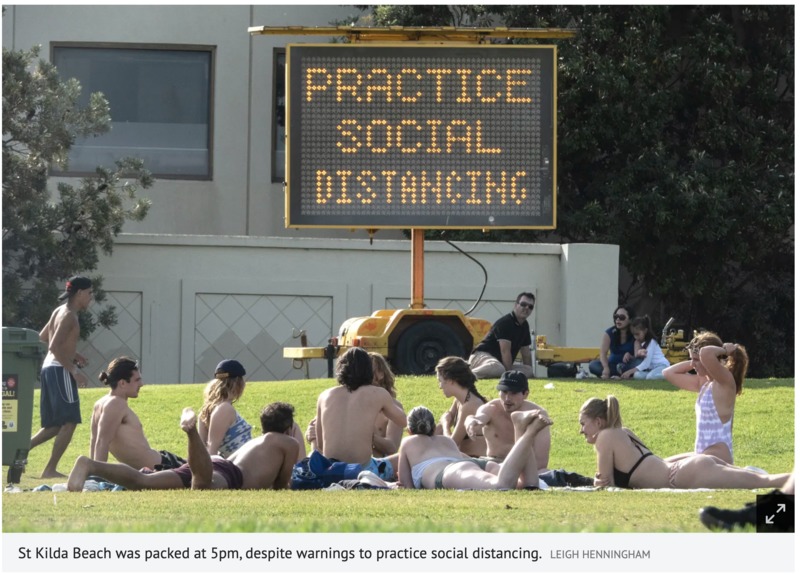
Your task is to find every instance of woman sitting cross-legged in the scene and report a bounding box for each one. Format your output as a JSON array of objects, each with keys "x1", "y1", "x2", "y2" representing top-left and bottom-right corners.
[
  {"x1": 398, "y1": 406, "x2": 551, "y2": 490},
  {"x1": 579, "y1": 395, "x2": 789, "y2": 490}
]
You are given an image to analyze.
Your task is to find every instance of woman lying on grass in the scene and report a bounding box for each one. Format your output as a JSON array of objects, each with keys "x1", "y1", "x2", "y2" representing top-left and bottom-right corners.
[
  {"x1": 579, "y1": 395, "x2": 790, "y2": 489},
  {"x1": 398, "y1": 406, "x2": 551, "y2": 490}
]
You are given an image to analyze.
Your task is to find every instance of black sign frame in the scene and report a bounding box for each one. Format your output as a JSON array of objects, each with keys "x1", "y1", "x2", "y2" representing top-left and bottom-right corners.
[{"x1": 286, "y1": 44, "x2": 556, "y2": 229}]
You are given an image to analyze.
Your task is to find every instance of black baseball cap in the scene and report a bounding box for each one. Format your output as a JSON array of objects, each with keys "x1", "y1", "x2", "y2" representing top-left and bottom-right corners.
[
  {"x1": 215, "y1": 359, "x2": 246, "y2": 379},
  {"x1": 58, "y1": 275, "x2": 92, "y2": 301},
  {"x1": 496, "y1": 370, "x2": 529, "y2": 393}
]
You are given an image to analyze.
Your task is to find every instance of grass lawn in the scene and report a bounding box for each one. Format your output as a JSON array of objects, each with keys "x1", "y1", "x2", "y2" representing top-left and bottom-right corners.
[{"x1": 2, "y1": 375, "x2": 794, "y2": 533}]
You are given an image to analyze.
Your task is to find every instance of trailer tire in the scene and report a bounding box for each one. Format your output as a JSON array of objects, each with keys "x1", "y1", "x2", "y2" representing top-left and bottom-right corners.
[{"x1": 394, "y1": 321, "x2": 465, "y2": 375}]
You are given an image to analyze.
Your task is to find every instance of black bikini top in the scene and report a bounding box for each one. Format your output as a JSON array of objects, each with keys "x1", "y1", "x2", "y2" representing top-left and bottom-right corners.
[{"x1": 613, "y1": 433, "x2": 652, "y2": 488}]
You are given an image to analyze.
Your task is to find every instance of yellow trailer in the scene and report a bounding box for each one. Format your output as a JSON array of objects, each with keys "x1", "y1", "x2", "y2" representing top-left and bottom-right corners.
[{"x1": 284, "y1": 308, "x2": 491, "y2": 375}]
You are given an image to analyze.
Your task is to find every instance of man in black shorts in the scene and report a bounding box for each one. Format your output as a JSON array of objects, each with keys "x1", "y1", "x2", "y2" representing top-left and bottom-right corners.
[
  {"x1": 67, "y1": 402, "x2": 299, "y2": 491},
  {"x1": 468, "y1": 292, "x2": 535, "y2": 379}
]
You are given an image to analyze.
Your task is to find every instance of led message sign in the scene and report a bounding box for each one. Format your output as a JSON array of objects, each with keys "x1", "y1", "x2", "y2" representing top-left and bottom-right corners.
[{"x1": 286, "y1": 44, "x2": 556, "y2": 229}]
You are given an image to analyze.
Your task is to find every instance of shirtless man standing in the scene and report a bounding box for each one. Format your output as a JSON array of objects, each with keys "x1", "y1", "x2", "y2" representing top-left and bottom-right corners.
[
  {"x1": 90, "y1": 357, "x2": 186, "y2": 470},
  {"x1": 314, "y1": 347, "x2": 407, "y2": 479},
  {"x1": 30, "y1": 275, "x2": 93, "y2": 478},
  {"x1": 68, "y1": 402, "x2": 299, "y2": 491},
  {"x1": 465, "y1": 370, "x2": 551, "y2": 472}
]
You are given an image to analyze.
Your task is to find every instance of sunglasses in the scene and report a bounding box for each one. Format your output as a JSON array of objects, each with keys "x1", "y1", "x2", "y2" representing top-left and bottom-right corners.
[
  {"x1": 613, "y1": 314, "x2": 628, "y2": 321},
  {"x1": 518, "y1": 302, "x2": 534, "y2": 310}
]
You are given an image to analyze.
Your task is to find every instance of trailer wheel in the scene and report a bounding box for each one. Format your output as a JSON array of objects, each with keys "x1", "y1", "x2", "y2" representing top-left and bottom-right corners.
[{"x1": 394, "y1": 321, "x2": 465, "y2": 375}]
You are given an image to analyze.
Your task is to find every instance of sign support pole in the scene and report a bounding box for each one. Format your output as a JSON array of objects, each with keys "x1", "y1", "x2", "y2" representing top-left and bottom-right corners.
[{"x1": 411, "y1": 229, "x2": 425, "y2": 309}]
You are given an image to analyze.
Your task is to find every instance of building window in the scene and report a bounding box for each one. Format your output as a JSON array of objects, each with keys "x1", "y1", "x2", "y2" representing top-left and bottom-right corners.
[
  {"x1": 52, "y1": 43, "x2": 214, "y2": 180},
  {"x1": 272, "y1": 49, "x2": 285, "y2": 183}
]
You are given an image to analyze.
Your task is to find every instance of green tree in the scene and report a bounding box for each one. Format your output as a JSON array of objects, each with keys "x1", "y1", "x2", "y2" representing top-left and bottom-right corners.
[
  {"x1": 2, "y1": 44, "x2": 153, "y2": 336},
  {"x1": 365, "y1": 5, "x2": 794, "y2": 376}
]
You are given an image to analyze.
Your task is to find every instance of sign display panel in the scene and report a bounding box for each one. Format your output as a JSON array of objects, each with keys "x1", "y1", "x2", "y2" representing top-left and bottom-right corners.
[{"x1": 286, "y1": 44, "x2": 556, "y2": 229}]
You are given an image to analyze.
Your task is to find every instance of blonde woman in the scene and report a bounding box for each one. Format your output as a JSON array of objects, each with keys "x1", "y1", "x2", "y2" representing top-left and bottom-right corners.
[
  {"x1": 663, "y1": 331, "x2": 748, "y2": 464},
  {"x1": 369, "y1": 352, "x2": 404, "y2": 458},
  {"x1": 198, "y1": 360, "x2": 252, "y2": 457},
  {"x1": 579, "y1": 395, "x2": 789, "y2": 489}
]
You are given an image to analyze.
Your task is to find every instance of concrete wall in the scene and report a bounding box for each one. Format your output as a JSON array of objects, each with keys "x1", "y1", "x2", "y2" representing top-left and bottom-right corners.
[{"x1": 75, "y1": 235, "x2": 617, "y2": 383}]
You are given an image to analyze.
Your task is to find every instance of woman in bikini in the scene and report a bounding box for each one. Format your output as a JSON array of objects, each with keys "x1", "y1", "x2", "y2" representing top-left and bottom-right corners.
[
  {"x1": 200, "y1": 360, "x2": 306, "y2": 461},
  {"x1": 398, "y1": 406, "x2": 550, "y2": 490},
  {"x1": 435, "y1": 356, "x2": 487, "y2": 457},
  {"x1": 369, "y1": 352, "x2": 405, "y2": 458},
  {"x1": 199, "y1": 359, "x2": 253, "y2": 457},
  {"x1": 579, "y1": 395, "x2": 789, "y2": 489},
  {"x1": 663, "y1": 331, "x2": 747, "y2": 464}
]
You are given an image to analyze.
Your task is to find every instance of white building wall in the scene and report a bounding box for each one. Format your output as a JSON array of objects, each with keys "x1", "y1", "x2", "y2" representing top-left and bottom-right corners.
[
  {"x1": 3, "y1": 4, "x2": 391, "y2": 240},
  {"x1": 76, "y1": 235, "x2": 617, "y2": 383}
]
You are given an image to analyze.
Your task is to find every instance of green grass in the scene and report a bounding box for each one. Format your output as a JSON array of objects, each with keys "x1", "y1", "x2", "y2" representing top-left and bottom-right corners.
[{"x1": 3, "y1": 376, "x2": 794, "y2": 533}]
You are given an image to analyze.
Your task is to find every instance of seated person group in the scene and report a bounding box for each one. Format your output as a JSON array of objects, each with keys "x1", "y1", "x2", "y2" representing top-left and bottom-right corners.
[{"x1": 62, "y1": 308, "x2": 786, "y2": 493}]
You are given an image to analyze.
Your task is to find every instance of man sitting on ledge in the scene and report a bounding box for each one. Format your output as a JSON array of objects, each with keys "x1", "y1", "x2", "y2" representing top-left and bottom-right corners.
[{"x1": 468, "y1": 292, "x2": 535, "y2": 379}]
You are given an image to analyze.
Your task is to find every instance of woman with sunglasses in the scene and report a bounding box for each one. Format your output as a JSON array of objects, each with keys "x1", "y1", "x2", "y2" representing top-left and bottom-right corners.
[
  {"x1": 663, "y1": 331, "x2": 748, "y2": 465},
  {"x1": 587, "y1": 305, "x2": 636, "y2": 379},
  {"x1": 579, "y1": 395, "x2": 788, "y2": 490}
]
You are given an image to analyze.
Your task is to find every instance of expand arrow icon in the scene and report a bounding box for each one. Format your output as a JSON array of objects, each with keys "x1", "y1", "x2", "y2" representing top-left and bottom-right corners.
[
  {"x1": 766, "y1": 515, "x2": 775, "y2": 524},
  {"x1": 777, "y1": 504, "x2": 786, "y2": 513}
]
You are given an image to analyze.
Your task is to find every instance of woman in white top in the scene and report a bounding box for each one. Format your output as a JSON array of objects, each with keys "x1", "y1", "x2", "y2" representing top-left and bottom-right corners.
[
  {"x1": 620, "y1": 316, "x2": 670, "y2": 380},
  {"x1": 663, "y1": 331, "x2": 748, "y2": 465}
]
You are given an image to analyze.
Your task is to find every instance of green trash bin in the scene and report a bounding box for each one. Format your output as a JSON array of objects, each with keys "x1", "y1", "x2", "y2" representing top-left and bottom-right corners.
[{"x1": 3, "y1": 327, "x2": 46, "y2": 483}]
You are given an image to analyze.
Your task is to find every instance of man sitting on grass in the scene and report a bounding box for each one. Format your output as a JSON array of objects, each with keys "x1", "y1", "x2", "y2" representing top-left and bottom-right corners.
[
  {"x1": 90, "y1": 357, "x2": 186, "y2": 470},
  {"x1": 67, "y1": 402, "x2": 298, "y2": 491},
  {"x1": 399, "y1": 406, "x2": 551, "y2": 490},
  {"x1": 465, "y1": 370, "x2": 550, "y2": 471},
  {"x1": 465, "y1": 371, "x2": 593, "y2": 487},
  {"x1": 313, "y1": 347, "x2": 407, "y2": 479}
]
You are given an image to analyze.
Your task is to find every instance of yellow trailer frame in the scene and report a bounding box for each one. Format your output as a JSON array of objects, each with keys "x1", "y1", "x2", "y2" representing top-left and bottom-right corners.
[{"x1": 284, "y1": 308, "x2": 492, "y2": 376}]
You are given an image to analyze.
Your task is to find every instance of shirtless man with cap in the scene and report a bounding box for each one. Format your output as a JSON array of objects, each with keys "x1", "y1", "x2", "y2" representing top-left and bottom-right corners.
[
  {"x1": 68, "y1": 402, "x2": 299, "y2": 491},
  {"x1": 465, "y1": 370, "x2": 550, "y2": 472},
  {"x1": 30, "y1": 275, "x2": 93, "y2": 478},
  {"x1": 313, "y1": 347, "x2": 407, "y2": 479},
  {"x1": 90, "y1": 356, "x2": 186, "y2": 470}
]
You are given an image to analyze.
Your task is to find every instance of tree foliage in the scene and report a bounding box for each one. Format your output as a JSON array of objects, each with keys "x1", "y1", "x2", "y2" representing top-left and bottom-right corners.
[
  {"x1": 366, "y1": 6, "x2": 794, "y2": 376},
  {"x1": 2, "y1": 44, "x2": 153, "y2": 336}
]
